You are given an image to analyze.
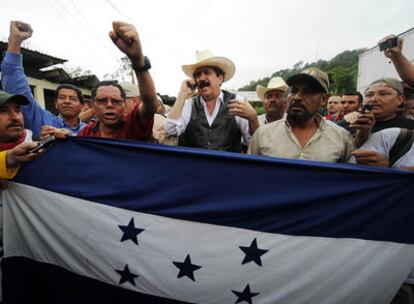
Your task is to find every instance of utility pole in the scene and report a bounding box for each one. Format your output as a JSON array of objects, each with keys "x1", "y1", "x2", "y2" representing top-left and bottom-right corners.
[{"x1": 121, "y1": 56, "x2": 136, "y2": 84}]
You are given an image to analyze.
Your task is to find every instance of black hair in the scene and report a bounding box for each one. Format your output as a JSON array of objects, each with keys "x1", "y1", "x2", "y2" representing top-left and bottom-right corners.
[
  {"x1": 342, "y1": 91, "x2": 363, "y2": 103},
  {"x1": 212, "y1": 66, "x2": 224, "y2": 77},
  {"x1": 55, "y1": 84, "x2": 84, "y2": 103},
  {"x1": 404, "y1": 86, "x2": 414, "y2": 100},
  {"x1": 192, "y1": 66, "x2": 225, "y2": 79},
  {"x1": 91, "y1": 81, "x2": 126, "y2": 101}
]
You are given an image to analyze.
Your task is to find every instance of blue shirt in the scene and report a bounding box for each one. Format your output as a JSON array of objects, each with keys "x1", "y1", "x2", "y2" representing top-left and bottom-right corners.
[{"x1": 1, "y1": 51, "x2": 86, "y2": 139}]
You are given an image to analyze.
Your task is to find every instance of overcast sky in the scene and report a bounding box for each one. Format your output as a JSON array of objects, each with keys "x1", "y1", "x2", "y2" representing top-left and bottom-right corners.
[{"x1": 1, "y1": 0, "x2": 413, "y2": 95}]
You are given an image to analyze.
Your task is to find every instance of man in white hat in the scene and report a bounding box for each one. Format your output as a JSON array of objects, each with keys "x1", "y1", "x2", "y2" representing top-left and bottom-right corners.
[
  {"x1": 256, "y1": 77, "x2": 289, "y2": 126},
  {"x1": 166, "y1": 50, "x2": 259, "y2": 152}
]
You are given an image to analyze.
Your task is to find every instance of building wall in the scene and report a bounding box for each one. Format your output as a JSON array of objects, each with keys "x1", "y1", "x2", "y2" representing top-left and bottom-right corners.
[
  {"x1": 235, "y1": 91, "x2": 260, "y2": 102},
  {"x1": 357, "y1": 28, "x2": 414, "y2": 93}
]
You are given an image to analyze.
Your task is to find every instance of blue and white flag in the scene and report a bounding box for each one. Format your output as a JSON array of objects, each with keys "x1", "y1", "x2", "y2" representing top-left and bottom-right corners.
[{"x1": 2, "y1": 137, "x2": 414, "y2": 304}]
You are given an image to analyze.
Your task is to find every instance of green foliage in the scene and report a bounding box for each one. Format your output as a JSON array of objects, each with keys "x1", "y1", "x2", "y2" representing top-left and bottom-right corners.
[
  {"x1": 252, "y1": 103, "x2": 264, "y2": 115},
  {"x1": 239, "y1": 48, "x2": 367, "y2": 94}
]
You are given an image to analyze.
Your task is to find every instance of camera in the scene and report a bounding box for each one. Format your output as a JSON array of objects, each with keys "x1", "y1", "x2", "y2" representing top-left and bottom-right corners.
[{"x1": 379, "y1": 37, "x2": 398, "y2": 51}]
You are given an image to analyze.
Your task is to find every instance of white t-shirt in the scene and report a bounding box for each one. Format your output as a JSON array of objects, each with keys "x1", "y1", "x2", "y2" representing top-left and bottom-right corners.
[{"x1": 359, "y1": 128, "x2": 414, "y2": 168}]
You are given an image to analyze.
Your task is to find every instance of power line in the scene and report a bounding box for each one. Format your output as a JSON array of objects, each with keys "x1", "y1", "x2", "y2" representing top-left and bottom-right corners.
[
  {"x1": 46, "y1": 0, "x2": 96, "y2": 61},
  {"x1": 55, "y1": 0, "x2": 119, "y2": 61},
  {"x1": 46, "y1": 0, "x2": 106, "y2": 68},
  {"x1": 103, "y1": 0, "x2": 184, "y2": 60},
  {"x1": 104, "y1": 0, "x2": 134, "y2": 23},
  {"x1": 69, "y1": 0, "x2": 120, "y2": 60}
]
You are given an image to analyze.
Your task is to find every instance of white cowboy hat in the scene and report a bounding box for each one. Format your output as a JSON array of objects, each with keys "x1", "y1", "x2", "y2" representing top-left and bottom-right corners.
[
  {"x1": 182, "y1": 49, "x2": 236, "y2": 82},
  {"x1": 256, "y1": 77, "x2": 289, "y2": 101}
]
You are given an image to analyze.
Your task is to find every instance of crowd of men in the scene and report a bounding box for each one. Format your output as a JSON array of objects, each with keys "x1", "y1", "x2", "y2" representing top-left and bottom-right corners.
[{"x1": 0, "y1": 20, "x2": 413, "y2": 303}]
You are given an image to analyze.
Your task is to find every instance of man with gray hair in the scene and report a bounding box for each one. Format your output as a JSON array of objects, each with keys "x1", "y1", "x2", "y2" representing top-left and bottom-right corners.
[
  {"x1": 119, "y1": 82, "x2": 143, "y2": 115},
  {"x1": 119, "y1": 82, "x2": 177, "y2": 145},
  {"x1": 366, "y1": 78, "x2": 414, "y2": 131},
  {"x1": 334, "y1": 78, "x2": 414, "y2": 147}
]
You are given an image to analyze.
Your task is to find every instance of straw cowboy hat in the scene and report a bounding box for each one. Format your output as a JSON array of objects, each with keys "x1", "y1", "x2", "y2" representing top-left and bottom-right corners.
[
  {"x1": 256, "y1": 77, "x2": 289, "y2": 101},
  {"x1": 182, "y1": 50, "x2": 236, "y2": 82}
]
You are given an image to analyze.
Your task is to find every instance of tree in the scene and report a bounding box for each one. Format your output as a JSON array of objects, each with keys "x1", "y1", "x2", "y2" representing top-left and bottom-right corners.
[
  {"x1": 329, "y1": 67, "x2": 356, "y2": 93},
  {"x1": 238, "y1": 48, "x2": 367, "y2": 94},
  {"x1": 103, "y1": 56, "x2": 135, "y2": 83},
  {"x1": 293, "y1": 61, "x2": 304, "y2": 70}
]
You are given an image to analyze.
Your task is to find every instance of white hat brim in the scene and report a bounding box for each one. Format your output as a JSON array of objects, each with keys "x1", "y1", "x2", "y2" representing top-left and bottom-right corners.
[
  {"x1": 256, "y1": 85, "x2": 288, "y2": 101},
  {"x1": 182, "y1": 57, "x2": 236, "y2": 82},
  {"x1": 256, "y1": 85, "x2": 267, "y2": 101}
]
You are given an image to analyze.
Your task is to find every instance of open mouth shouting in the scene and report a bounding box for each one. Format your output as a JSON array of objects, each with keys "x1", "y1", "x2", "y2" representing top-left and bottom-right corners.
[{"x1": 103, "y1": 112, "x2": 118, "y2": 121}]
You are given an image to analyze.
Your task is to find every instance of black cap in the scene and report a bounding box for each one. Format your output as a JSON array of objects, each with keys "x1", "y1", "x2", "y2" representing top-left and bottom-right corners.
[{"x1": 0, "y1": 90, "x2": 30, "y2": 106}]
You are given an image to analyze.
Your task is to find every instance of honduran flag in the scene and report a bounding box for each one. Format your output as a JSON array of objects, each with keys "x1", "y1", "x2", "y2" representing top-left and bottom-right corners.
[{"x1": 1, "y1": 137, "x2": 414, "y2": 304}]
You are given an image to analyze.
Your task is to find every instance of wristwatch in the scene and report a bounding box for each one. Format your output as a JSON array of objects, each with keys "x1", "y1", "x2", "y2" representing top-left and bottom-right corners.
[{"x1": 132, "y1": 56, "x2": 151, "y2": 72}]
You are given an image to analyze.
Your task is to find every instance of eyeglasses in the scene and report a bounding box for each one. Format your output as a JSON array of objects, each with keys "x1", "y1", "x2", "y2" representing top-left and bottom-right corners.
[
  {"x1": 94, "y1": 98, "x2": 125, "y2": 106},
  {"x1": 364, "y1": 90, "x2": 398, "y2": 99}
]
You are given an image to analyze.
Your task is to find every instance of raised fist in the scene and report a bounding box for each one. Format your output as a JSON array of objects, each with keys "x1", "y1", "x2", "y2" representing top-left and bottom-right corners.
[
  {"x1": 9, "y1": 21, "x2": 33, "y2": 44},
  {"x1": 109, "y1": 21, "x2": 143, "y2": 65}
]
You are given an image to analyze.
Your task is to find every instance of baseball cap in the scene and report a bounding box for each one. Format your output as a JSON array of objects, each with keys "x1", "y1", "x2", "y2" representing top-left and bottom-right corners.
[
  {"x1": 119, "y1": 82, "x2": 140, "y2": 98},
  {"x1": 369, "y1": 78, "x2": 404, "y2": 95},
  {"x1": 0, "y1": 90, "x2": 30, "y2": 106},
  {"x1": 286, "y1": 67, "x2": 329, "y2": 93}
]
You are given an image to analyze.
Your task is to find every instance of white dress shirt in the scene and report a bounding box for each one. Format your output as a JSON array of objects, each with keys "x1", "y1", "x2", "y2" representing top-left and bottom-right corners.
[{"x1": 165, "y1": 91, "x2": 251, "y2": 145}]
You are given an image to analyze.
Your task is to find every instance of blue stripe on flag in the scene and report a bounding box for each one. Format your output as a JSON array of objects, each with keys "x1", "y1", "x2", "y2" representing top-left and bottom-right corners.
[{"x1": 14, "y1": 137, "x2": 414, "y2": 244}]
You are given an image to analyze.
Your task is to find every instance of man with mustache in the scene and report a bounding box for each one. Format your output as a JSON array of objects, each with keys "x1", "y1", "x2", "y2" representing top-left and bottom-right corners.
[
  {"x1": 364, "y1": 78, "x2": 414, "y2": 132},
  {"x1": 166, "y1": 50, "x2": 259, "y2": 152},
  {"x1": 256, "y1": 77, "x2": 288, "y2": 126},
  {"x1": 0, "y1": 91, "x2": 46, "y2": 179},
  {"x1": 0, "y1": 90, "x2": 33, "y2": 151},
  {"x1": 248, "y1": 68, "x2": 354, "y2": 163},
  {"x1": 1, "y1": 21, "x2": 86, "y2": 138},
  {"x1": 351, "y1": 78, "x2": 414, "y2": 163}
]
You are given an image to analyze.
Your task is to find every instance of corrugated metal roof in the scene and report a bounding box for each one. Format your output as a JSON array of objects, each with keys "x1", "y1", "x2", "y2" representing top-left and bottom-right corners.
[{"x1": 0, "y1": 41, "x2": 66, "y2": 68}]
